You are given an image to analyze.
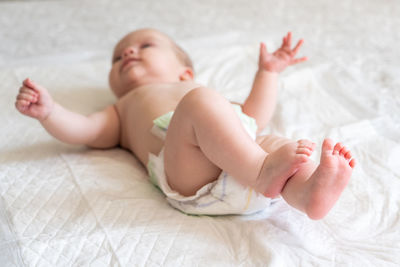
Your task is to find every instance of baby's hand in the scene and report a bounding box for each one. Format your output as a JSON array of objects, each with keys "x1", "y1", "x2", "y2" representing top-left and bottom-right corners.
[
  {"x1": 259, "y1": 32, "x2": 307, "y2": 73},
  {"x1": 15, "y1": 78, "x2": 54, "y2": 121}
]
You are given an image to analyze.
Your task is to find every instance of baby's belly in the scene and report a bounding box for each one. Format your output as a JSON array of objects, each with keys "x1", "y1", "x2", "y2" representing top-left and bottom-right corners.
[
  {"x1": 119, "y1": 110, "x2": 168, "y2": 166},
  {"x1": 131, "y1": 131, "x2": 164, "y2": 166}
]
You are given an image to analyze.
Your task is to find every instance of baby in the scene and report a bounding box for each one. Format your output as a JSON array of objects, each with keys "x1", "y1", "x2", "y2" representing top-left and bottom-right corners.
[{"x1": 15, "y1": 28, "x2": 355, "y2": 220}]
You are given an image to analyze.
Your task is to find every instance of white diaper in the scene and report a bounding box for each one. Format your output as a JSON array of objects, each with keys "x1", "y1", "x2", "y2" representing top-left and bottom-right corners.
[{"x1": 147, "y1": 104, "x2": 272, "y2": 215}]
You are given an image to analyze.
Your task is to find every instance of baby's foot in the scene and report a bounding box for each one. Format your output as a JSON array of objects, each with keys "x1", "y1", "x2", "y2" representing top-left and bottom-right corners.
[
  {"x1": 255, "y1": 139, "x2": 316, "y2": 198},
  {"x1": 305, "y1": 139, "x2": 356, "y2": 220}
]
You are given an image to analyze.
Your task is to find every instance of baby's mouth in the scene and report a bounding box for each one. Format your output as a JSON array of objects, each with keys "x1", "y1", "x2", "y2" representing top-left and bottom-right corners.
[{"x1": 121, "y1": 58, "x2": 140, "y2": 72}]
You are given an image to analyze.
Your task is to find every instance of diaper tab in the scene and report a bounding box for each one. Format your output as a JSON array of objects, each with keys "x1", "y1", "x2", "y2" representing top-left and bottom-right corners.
[
  {"x1": 151, "y1": 111, "x2": 174, "y2": 140},
  {"x1": 153, "y1": 111, "x2": 174, "y2": 131}
]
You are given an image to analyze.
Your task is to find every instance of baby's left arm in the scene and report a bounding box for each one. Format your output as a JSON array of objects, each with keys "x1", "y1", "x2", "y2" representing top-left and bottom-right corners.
[{"x1": 242, "y1": 32, "x2": 307, "y2": 132}]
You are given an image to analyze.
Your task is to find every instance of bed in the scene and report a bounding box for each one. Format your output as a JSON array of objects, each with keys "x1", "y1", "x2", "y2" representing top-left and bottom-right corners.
[{"x1": 1, "y1": 0, "x2": 399, "y2": 266}]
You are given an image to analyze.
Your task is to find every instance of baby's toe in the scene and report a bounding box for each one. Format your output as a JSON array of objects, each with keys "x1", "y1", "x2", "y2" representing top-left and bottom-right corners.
[
  {"x1": 297, "y1": 139, "x2": 316, "y2": 151},
  {"x1": 349, "y1": 158, "x2": 356, "y2": 168},
  {"x1": 339, "y1": 146, "x2": 348, "y2": 157},
  {"x1": 322, "y1": 138, "x2": 334, "y2": 153},
  {"x1": 344, "y1": 150, "x2": 352, "y2": 160},
  {"x1": 333, "y1": 143, "x2": 343, "y2": 155},
  {"x1": 296, "y1": 147, "x2": 313, "y2": 157}
]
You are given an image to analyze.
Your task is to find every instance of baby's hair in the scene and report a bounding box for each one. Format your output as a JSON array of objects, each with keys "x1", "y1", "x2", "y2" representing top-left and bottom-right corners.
[
  {"x1": 158, "y1": 29, "x2": 194, "y2": 73},
  {"x1": 171, "y1": 41, "x2": 195, "y2": 74}
]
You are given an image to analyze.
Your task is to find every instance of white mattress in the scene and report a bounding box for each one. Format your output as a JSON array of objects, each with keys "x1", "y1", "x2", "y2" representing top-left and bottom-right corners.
[{"x1": 1, "y1": 0, "x2": 400, "y2": 266}]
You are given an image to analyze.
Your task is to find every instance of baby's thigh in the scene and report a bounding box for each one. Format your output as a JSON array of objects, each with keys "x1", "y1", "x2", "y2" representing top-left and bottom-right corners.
[
  {"x1": 163, "y1": 104, "x2": 221, "y2": 197},
  {"x1": 256, "y1": 134, "x2": 294, "y2": 154}
]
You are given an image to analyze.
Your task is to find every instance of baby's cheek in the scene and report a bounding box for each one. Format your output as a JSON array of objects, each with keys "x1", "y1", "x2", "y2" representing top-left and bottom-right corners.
[
  {"x1": 108, "y1": 70, "x2": 119, "y2": 91},
  {"x1": 109, "y1": 66, "x2": 120, "y2": 80}
]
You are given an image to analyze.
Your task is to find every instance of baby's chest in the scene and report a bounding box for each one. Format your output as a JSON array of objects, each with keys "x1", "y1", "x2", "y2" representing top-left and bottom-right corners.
[{"x1": 121, "y1": 94, "x2": 179, "y2": 125}]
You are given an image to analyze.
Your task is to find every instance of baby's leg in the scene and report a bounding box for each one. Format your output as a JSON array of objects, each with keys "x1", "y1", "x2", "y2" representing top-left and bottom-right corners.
[
  {"x1": 163, "y1": 87, "x2": 307, "y2": 197},
  {"x1": 164, "y1": 87, "x2": 264, "y2": 196},
  {"x1": 281, "y1": 139, "x2": 356, "y2": 220},
  {"x1": 256, "y1": 134, "x2": 297, "y2": 153}
]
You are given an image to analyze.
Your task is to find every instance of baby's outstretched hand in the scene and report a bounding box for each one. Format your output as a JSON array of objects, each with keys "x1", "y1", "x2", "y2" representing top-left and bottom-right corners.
[
  {"x1": 259, "y1": 32, "x2": 307, "y2": 73},
  {"x1": 15, "y1": 78, "x2": 54, "y2": 121}
]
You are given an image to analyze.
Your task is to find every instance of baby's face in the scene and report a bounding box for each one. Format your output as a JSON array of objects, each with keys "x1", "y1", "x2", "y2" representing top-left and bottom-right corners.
[{"x1": 109, "y1": 29, "x2": 189, "y2": 98}]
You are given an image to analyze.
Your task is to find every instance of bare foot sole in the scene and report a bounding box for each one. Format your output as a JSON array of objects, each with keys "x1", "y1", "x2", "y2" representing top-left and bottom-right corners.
[
  {"x1": 256, "y1": 139, "x2": 316, "y2": 198},
  {"x1": 305, "y1": 139, "x2": 356, "y2": 220}
]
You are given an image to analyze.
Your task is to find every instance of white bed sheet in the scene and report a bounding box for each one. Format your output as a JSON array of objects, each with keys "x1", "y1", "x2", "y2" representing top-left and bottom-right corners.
[{"x1": 1, "y1": 0, "x2": 400, "y2": 266}]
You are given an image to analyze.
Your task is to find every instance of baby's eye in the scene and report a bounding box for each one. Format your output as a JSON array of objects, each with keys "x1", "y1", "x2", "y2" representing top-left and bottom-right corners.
[{"x1": 141, "y1": 43, "x2": 153, "y2": 49}]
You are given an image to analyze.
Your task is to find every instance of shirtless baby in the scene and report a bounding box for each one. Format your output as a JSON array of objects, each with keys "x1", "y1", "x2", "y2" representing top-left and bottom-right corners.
[{"x1": 15, "y1": 28, "x2": 355, "y2": 220}]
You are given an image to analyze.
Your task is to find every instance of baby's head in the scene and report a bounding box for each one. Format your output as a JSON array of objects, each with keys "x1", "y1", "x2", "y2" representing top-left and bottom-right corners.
[{"x1": 109, "y1": 28, "x2": 194, "y2": 98}]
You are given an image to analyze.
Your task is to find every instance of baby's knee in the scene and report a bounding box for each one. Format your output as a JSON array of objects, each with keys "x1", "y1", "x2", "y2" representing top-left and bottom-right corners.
[
  {"x1": 180, "y1": 87, "x2": 223, "y2": 112},
  {"x1": 183, "y1": 87, "x2": 218, "y2": 103}
]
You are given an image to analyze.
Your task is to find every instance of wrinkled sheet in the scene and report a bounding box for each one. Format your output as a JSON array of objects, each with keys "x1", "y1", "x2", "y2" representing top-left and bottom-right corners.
[{"x1": 1, "y1": 0, "x2": 400, "y2": 266}]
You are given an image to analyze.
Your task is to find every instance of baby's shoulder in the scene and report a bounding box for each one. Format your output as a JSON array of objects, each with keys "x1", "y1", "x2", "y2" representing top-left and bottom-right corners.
[{"x1": 116, "y1": 81, "x2": 202, "y2": 105}]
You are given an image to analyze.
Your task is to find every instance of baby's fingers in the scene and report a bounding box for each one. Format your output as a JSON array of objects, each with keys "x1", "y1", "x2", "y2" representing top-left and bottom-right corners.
[
  {"x1": 286, "y1": 32, "x2": 292, "y2": 48},
  {"x1": 259, "y1": 42, "x2": 268, "y2": 58},
  {"x1": 23, "y1": 78, "x2": 36, "y2": 90},
  {"x1": 23, "y1": 78, "x2": 46, "y2": 94},
  {"x1": 17, "y1": 87, "x2": 39, "y2": 103},
  {"x1": 290, "y1": 56, "x2": 308, "y2": 65},
  {"x1": 292, "y1": 39, "x2": 304, "y2": 55},
  {"x1": 281, "y1": 32, "x2": 292, "y2": 50},
  {"x1": 15, "y1": 99, "x2": 31, "y2": 113}
]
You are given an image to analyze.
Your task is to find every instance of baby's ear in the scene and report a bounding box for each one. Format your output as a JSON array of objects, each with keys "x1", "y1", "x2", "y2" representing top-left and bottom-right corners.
[{"x1": 179, "y1": 68, "x2": 194, "y2": 81}]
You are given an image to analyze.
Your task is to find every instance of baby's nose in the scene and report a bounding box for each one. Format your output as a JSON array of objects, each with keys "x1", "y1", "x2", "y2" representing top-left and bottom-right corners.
[{"x1": 123, "y1": 46, "x2": 136, "y2": 58}]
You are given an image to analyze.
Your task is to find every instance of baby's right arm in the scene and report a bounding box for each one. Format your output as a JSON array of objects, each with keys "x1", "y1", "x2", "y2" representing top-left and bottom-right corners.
[{"x1": 15, "y1": 78, "x2": 120, "y2": 148}]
